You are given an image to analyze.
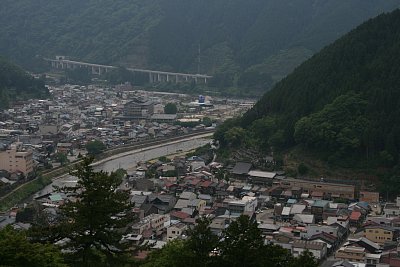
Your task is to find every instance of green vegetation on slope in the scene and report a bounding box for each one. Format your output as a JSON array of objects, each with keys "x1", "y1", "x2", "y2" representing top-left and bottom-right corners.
[
  {"x1": 0, "y1": 56, "x2": 48, "y2": 109},
  {"x1": 0, "y1": 226, "x2": 67, "y2": 267},
  {"x1": 216, "y1": 9, "x2": 400, "y2": 171},
  {"x1": 0, "y1": 176, "x2": 51, "y2": 212},
  {"x1": 1, "y1": 0, "x2": 399, "y2": 91}
]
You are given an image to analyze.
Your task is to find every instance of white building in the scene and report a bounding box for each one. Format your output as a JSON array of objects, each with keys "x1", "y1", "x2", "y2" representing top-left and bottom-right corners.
[
  {"x1": 301, "y1": 224, "x2": 339, "y2": 239},
  {"x1": 226, "y1": 196, "x2": 258, "y2": 215},
  {"x1": 167, "y1": 223, "x2": 187, "y2": 241},
  {"x1": 292, "y1": 240, "x2": 327, "y2": 260}
]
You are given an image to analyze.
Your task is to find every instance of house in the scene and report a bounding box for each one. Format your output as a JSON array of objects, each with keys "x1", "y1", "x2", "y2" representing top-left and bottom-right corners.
[
  {"x1": 132, "y1": 220, "x2": 151, "y2": 235},
  {"x1": 149, "y1": 194, "x2": 176, "y2": 213},
  {"x1": 230, "y1": 162, "x2": 252, "y2": 180},
  {"x1": 364, "y1": 225, "x2": 397, "y2": 245},
  {"x1": 48, "y1": 194, "x2": 64, "y2": 206},
  {"x1": 131, "y1": 194, "x2": 149, "y2": 208},
  {"x1": 179, "y1": 191, "x2": 197, "y2": 201},
  {"x1": 198, "y1": 194, "x2": 213, "y2": 205},
  {"x1": 327, "y1": 216, "x2": 350, "y2": 230},
  {"x1": 350, "y1": 211, "x2": 362, "y2": 227},
  {"x1": 210, "y1": 217, "x2": 229, "y2": 236},
  {"x1": 199, "y1": 180, "x2": 216, "y2": 195},
  {"x1": 167, "y1": 223, "x2": 187, "y2": 241},
  {"x1": 170, "y1": 211, "x2": 190, "y2": 221},
  {"x1": 56, "y1": 142, "x2": 72, "y2": 154},
  {"x1": 302, "y1": 224, "x2": 343, "y2": 240},
  {"x1": 188, "y1": 199, "x2": 206, "y2": 213},
  {"x1": 292, "y1": 240, "x2": 327, "y2": 260},
  {"x1": 122, "y1": 234, "x2": 143, "y2": 246},
  {"x1": 133, "y1": 179, "x2": 155, "y2": 191},
  {"x1": 381, "y1": 246, "x2": 400, "y2": 267},
  {"x1": 344, "y1": 237, "x2": 381, "y2": 254},
  {"x1": 311, "y1": 200, "x2": 330, "y2": 223},
  {"x1": 174, "y1": 199, "x2": 190, "y2": 211},
  {"x1": 131, "y1": 214, "x2": 168, "y2": 236},
  {"x1": 258, "y1": 223, "x2": 280, "y2": 235},
  {"x1": 138, "y1": 204, "x2": 160, "y2": 218},
  {"x1": 248, "y1": 170, "x2": 276, "y2": 185},
  {"x1": 309, "y1": 232, "x2": 338, "y2": 253},
  {"x1": 384, "y1": 202, "x2": 400, "y2": 218},
  {"x1": 293, "y1": 214, "x2": 315, "y2": 225},
  {"x1": 335, "y1": 247, "x2": 382, "y2": 265},
  {"x1": 268, "y1": 233, "x2": 294, "y2": 251},
  {"x1": 226, "y1": 196, "x2": 257, "y2": 215},
  {"x1": 335, "y1": 246, "x2": 366, "y2": 263},
  {"x1": 290, "y1": 204, "x2": 306, "y2": 216},
  {"x1": 281, "y1": 207, "x2": 292, "y2": 221}
]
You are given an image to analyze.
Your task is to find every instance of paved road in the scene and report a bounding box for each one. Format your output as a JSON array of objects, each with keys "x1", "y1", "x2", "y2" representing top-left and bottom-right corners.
[{"x1": 37, "y1": 135, "x2": 211, "y2": 196}]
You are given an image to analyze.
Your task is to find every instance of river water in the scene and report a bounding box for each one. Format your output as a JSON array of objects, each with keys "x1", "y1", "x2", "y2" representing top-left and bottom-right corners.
[{"x1": 37, "y1": 136, "x2": 210, "y2": 196}]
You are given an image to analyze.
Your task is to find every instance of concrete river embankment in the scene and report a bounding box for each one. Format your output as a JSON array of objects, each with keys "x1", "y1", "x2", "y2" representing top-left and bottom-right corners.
[{"x1": 38, "y1": 133, "x2": 212, "y2": 195}]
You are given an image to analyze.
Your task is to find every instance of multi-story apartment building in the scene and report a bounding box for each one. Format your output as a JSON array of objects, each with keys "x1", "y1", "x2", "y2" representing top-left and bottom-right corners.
[
  {"x1": 0, "y1": 142, "x2": 33, "y2": 176},
  {"x1": 123, "y1": 98, "x2": 154, "y2": 119},
  {"x1": 364, "y1": 225, "x2": 397, "y2": 245},
  {"x1": 225, "y1": 196, "x2": 258, "y2": 215}
]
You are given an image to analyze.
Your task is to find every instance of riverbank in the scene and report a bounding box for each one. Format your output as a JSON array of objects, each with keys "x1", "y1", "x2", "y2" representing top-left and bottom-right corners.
[{"x1": 0, "y1": 132, "x2": 212, "y2": 212}]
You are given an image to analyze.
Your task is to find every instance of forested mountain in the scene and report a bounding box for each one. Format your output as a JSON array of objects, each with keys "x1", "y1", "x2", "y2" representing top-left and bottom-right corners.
[
  {"x1": 0, "y1": 57, "x2": 48, "y2": 109},
  {"x1": 1, "y1": 0, "x2": 399, "y2": 90},
  {"x1": 216, "y1": 9, "x2": 400, "y2": 169}
]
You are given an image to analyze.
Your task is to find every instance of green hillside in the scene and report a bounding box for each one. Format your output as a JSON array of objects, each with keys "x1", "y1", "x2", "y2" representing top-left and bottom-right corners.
[
  {"x1": 216, "y1": 9, "x2": 400, "y2": 172},
  {"x1": 0, "y1": 57, "x2": 48, "y2": 109},
  {"x1": 1, "y1": 0, "x2": 399, "y2": 91}
]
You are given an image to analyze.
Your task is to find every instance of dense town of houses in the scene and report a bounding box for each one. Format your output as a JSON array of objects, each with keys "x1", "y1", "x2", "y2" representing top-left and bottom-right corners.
[
  {"x1": 2, "y1": 84, "x2": 400, "y2": 266},
  {"x1": 0, "y1": 83, "x2": 251, "y2": 188},
  {"x1": 4, "y1": 149, "x2": 400, "y2": 266}
]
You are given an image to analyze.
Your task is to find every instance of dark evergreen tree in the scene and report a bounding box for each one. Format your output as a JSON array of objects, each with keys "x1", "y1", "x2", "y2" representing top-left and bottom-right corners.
[{"x1": 52, "y1": 157, "x2": 134, "y2": 266}]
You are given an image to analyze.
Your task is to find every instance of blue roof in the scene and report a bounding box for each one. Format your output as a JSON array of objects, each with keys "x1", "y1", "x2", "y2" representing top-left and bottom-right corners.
[
  {"x1": 357, "y1": 201, "x2": 370, "y2": 209},
  {"x1": 49, "y1": 194, "x2": 63, "y2": 202},
  {"x1": 287, "y1": 199, "x2": 297, "y2": 204},
  {"x1": 312, "y1": 200, "x2": 330, "y2": 208}
]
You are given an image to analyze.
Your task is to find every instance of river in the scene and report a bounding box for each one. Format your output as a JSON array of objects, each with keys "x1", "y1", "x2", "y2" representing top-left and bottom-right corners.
[{"x1": 37, "y1": 134, "x2": 211, "y2": 196}]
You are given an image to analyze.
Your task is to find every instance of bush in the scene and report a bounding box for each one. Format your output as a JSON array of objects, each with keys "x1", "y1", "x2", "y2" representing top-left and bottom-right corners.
[{"x1": 297, "y1": 163, "x2": 309, "y2": 176}]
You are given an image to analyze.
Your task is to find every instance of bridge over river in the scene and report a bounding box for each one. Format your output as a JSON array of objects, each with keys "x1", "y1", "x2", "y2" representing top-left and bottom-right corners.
[{"x1": 45, "y1": 58, "x2": 212, "y2": 84}]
